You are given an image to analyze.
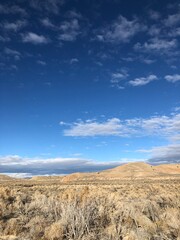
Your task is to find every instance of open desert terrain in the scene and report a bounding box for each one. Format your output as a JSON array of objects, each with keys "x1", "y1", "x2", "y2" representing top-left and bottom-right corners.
[{"x1": 0, "y1": 162, "x2": 180, "y2": 240}]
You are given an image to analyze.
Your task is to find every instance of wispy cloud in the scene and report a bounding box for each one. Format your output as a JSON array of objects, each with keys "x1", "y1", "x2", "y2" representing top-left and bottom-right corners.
[
  {"x1": 22, "y1": 32, "x2": 49, "y2": 44},
  {"x1": 134, "y1": 38, "x2": 177, "y2": 55},
  {"x1": 30, "y1": 0, "x2": 64, "y2": 14},
  {"x1": 65, "y1": 10, "x2": 82, "y2": 19},
  {"x1": 147, "y1": 7, "x2": 180, "y2": 40},
  {"x1": 170, "y1": 27, "x2": 180, "y2": 37},
  {"x1": 2, "y1": 20, "x2": 27, "y2": 32},
  {"x1": 148, "y1": 10, "x2": 161, "y2": 20},
  {"x1": 129, "y1": 74, "x2": 158, "y2": 87},
  {"x1": 0, "y1": 4, "x2": 27, "y2": 15},
  {"x1": 111, "y1": 72, "x2": 128, "y2": 83},
  {"x1": 63, "y1": 113, "x2": 180, "y2": 138},
  {"x1": 0, "y1": 36, "x2": 10, "y2": 42},
  {"x1": 70, "y1": 58, "x2": 79, "y2": 64},
  {"x1": 174, "y1": 107, "x2": 180, "y2": 112},
  {"x1": 110, "y1": 70, "x2": 129, "y2": 89},
  {"x1": 37, "y1": 60, "x2": 47, "y2": 66},
  {"x1": 4, "y1": 48, "x2": 21, "y2": 56},
  {"x1": 164, "y1": 12, "x2": 180, "y2": 27},
  {"x1": 97, "y1": 15, "x2": 145, "y2": 43},
  {"x1": 165, "y1": 74, "x2": 180, "y2": 83},
  {"x1": 59, "y1": 19, "x2": 80, "y2": 42},
  {"x1": 142, "y1": 58, "x2": 156, "y2": 64},
  {"x1": 4, "y1": 48, "x2": 21, "y2": 60},
  {"x1": 148, "y1": 25, "x2": 162, "y2": 37},
  {"x1": 41, "y1": 18, "x2": 56, "y2": 29}
]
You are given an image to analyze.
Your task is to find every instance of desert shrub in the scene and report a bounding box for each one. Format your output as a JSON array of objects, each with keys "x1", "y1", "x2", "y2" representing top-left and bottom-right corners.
[
  {"x1": 45, "y1": 220, "x2": 64, "y2": 240},
  {"x1": 0, "y1": 181, "x2": 179, "y2": 240}
]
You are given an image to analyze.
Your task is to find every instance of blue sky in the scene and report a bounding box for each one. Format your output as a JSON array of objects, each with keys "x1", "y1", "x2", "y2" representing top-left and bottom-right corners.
[{"x1": 0, "y1": 0, "x2": 180, "y2": 176}]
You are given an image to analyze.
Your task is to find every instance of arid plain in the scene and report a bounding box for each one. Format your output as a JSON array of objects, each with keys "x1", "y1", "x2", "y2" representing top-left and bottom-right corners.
[{"x1": 0, "y1": 162, "x2": 180, "y2": 240}]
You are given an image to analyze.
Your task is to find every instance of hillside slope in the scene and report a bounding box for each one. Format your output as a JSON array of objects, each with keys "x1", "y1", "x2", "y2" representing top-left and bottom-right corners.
[{"x1": 61, "y1": 162, "x2": 180, "y2": 182}]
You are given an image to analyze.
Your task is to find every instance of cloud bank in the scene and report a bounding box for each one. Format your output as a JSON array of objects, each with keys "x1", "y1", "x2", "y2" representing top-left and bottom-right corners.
[
  {"x1": 143, "y1": 144, "x2": 180, "y2": 164},
  {"x1": 0, "y1": 155, "x2": 128, "y2": 177}
]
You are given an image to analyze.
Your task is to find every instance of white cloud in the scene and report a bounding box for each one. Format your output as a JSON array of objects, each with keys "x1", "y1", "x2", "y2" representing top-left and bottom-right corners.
[
  {"x1": 121, "y1": 57, "x2": 134, "y2": 62},
  {"x1": 70, "y1": 58, "x2": 79, "y2": 64},
  {"x1": 59, "y1": 19, "x2": 80, "y2": 42},
  {"x1": 134, "y1": 38, "x2": 177, "y2": 55},
  {"x1": 164, "y1": 9, "x2": 180, "y2": 37},
  {"x1": 4, "y1": 48, "x2": 21, "y2": 56},
  {"x1": 63, "y1": 113, "x2": 180, "y2": 139},
  {"x1": 4, "y1": 48, "x2": 21, "y2": 60},
  {"x1": 165, "y1": 74, "x2": 180, "y2": 83},
  {"x1": 110, "y1": 70, "x2": 129, "y2": 89},
  {"x1": 129, "y1": 74, "x2": 157, "y2": 86},
  {"x1": 144, "y1": 6, "x2": 180, "y2": 43},
  {"x1": 59, "y1": 121, "x2": 67, "y2": 126},
  {"x1": 41, "y1": 18, "x2": 56, "y2": 28},
  {"x1": 11, "y1": 65, "x2": 18, "y2": 70},
  {"x1": 164, "y1": 12, "x2": 180, "y2": 27},
  {"x1": 147, "y1": 7, "x2": 180, "y2": 40},
  {"x1": 148, "y1": 25, "x2": 161, "y2": 36},
  {"x1": 97, "y1": 15, "x2": 145, "y2": 43},
  {"x1": 64, "y1": 118, "x2": 130, "y2": 137},
  {"x1": 111, "y1": 72, "x2": 128, "y2": 83},
  {"x1": 22, "y1": 32, "x2": 49, "y2": 44},
  {"x1": 142, "y1": 59, "x2": 156, "y2": 64}
]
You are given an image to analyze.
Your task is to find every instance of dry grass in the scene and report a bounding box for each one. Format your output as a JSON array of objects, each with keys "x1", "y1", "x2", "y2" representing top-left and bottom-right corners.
[{"x1": 0, "y1": 178, "x2": 180, "y2": 240}]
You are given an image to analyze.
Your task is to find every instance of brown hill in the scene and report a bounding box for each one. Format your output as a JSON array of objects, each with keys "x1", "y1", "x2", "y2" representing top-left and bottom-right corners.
[
  {"x1": 61, "y1": 173, "x2": 85, "y2": 183},
  {"x1": 31, "y1": 176, "x2": 64, "y2": 181},
  {"x1": 103, "y1": 162, "x2": 153, "y2": 173},
  {"x1": 100, "y1": 162, "x2": 180, "y2": 178},
  {"x1": 61, "y1": 162, "x2": 180, "y2": 182},
  {"x1": 106, "y1": 162, "x2": 151, "y2": 171},
  {"x1": 155, "y1": 164, "x2": 180, "y2": 174},
  {"x1": 1, "y1": 162, "x2": 179, "y2": 183},
  {"x1": 0, "y1": 174, "x2": 14, "y2": 181}
]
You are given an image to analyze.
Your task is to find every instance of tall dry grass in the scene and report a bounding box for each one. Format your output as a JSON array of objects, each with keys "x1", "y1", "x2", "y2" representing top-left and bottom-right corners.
[{"x1": 0, "y1": 180, "x2": 180, "y2": 240}]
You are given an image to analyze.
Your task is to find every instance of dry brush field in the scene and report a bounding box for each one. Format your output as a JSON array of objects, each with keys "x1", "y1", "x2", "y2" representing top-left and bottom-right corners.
[{"x1": 0, "y1": 163, "x2": 180, "y2": 240}]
